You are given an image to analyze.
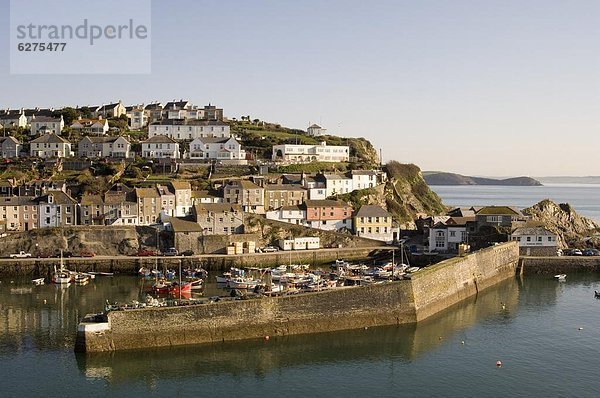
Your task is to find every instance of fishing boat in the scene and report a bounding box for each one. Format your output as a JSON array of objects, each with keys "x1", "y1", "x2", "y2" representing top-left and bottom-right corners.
[
  {"x1": 227, "y1": 277, "x2": 261, "y2": 290},
  {"x1": 152, "y1": 280, "x2": 192, "y2": 295},
  {"x1": 555, "y1": 274, "x2": 567, "y2": 281},
  {"x1": 189, "y1": 278, "x2": 203, "y2": 290},
  {"x1": 32, "y1": 278, "x2": 45, "y2": 286},
  {"x1": 52, "y1": 252, "x2": 73, "y2": 284}
]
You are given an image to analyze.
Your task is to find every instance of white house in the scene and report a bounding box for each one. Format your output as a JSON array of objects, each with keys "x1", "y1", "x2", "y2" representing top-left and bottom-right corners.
[
  {"x1": 272, "y1": 142, "x2": 349, "y2": 163},
  {"x1": 428, "y1": 217, "x2": 472, "y2": 252},
  {"x1": 92, "y1": 101, "x2": 126, "y2": 118},
  {"x1": 71, "y1": 118, "x2": 109, "y2": 135},
  {"x1": 77, "y1": 136, "x2": 131, "y2": 158},
  {"x1": 307, "y1": 123, "x2": 326, "y2": 136},
  {"x1": 188, "y1": 136, "x2": 246, "y2": 163},
  {"x1": 141, "y1": 135, "x2": 180, "y2": 159},
  {"x1": 266, "y1": 205, "x2": 307, "y2": 226},
  {"x1": 30, "y1": 133, "x2": 72, "y2": 158},
  {"x1": 30, "y1": 116, "x2": 64, "y2": 136},
  {"x1": 0, "y1": 112, "x2": 27, "y2": 129},
  {"x1": 351, "y1": 170, "x2": 377, "y2": 190},
  {"x1": 148, "y1": 120, "x2": 230, "y2": 140},
  {"x1": 0, "y1": 136, "x2": 22, "y2": 158},
  {"x1": 510, "y1": 226, "x2": 558, "y2": 256},
  {"x1": 170, "y1": 181, "x2": 193, "y2": 217},
  {"x1": 324, "y1": 174, "x2": 353, "y2": 197}
]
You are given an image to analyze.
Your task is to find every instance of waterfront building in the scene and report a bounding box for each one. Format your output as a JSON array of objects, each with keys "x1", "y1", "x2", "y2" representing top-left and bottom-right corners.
[
  {"x1": 264, "y1": 184, "x2": 307, "y2": 210},
  {"x1": 141, "y1": 135, "x2": 180, "y2": 159},
  {"x1": 169, "y1": 181, "x2": 193, "y2": 217},
  {"x1": 193, "y1": 203, "x2": 244, "y2": 235},
  {"x1": 510, "y1": 225, "x2": 558, "y2": 256},
  {"x1": 354, "y1": 205, "x2": 393, "y2": 243},
  {"x1": 80, "y1": 195, "x2": 104, "y2": 225},
  {"x1": 0, "y1": 196, "x2": 21, "y2": 231},
  {"x1": 30, "y1": 115, "x2": 64, "y2": 136},
  {"x1": 149, "y1": 120, "x2": 230, "y2": 140},
  {"x1": 303, "y1": 199, "x2": 352, "y2": 231},
  {"x1": 157, "y1": 185, "x2": 176, "y2": 218},
  {"x1": 18, "y1": 196, "x2": 38, "y2": 231},
  {"x1": 0, "y1": 136, "x2": 22, "y2": 158},
  {"x1": 35, "y1": 190, "x2": 78, "y2": 228},
  {"x1": 272, "y1": 142, "x2": 350, "y2": 163},
  {"x1": 223, "y1": 180, "x2": 265, "y2": 214},
  {"x1": 428, "y1": 217, "x2": 474, "y2": 253},
  {"x1": 103, "y1": 184, "x2": 138, "y2": 225},
  {"x1": 135, "y1": 187, "x2": 160, "y2": 225},
  {"x1": 71, "y1": 118, "x2": 109, "y2": 135},
  {"x1": 30, "y1": 133, "x2": 72, "y2": 158},
  {"x1": 77, "y1": 136, "x2": 131, "y2": 159}
]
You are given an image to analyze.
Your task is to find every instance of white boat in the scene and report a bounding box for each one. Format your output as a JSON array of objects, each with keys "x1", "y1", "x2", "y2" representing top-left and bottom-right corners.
[
  {"x1": 52, "y1": 251, "x2": 73, "y2": 284},
  {"x1": 190, "y1": 278, "x2": 203, "y2": 290},
  {"x1": 555, "y1": 274, "x2": 566, "y2": 281},
  {"x1": 32, "y1": 278, "x2": 45, "y2": 285},
  {"x1": 227, "y1": 277, "x2": 261, "y2": 289}
]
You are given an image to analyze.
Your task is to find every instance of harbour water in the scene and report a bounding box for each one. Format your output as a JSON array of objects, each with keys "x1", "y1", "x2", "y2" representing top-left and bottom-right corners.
[
  {"x1": 2, "y1": 274, "x2": 600, "y2": 397},
  {"x1": 431, "y1": 183, "x2": 600, "y2": 221}
]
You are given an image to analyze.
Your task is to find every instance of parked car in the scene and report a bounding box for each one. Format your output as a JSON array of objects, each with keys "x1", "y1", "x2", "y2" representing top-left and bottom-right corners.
[
  {"x1": 181, "y1": 250, "x2": 194, "y2": 256},
  {"x1": 163, "y1": 247, "x2": 178, "y2": 256},
  {"x1": 263, "y1": 246, "x2": 279, "y2": 253},
  {"x1": 79, "y1": 249, "x2": 96, "y2": 258},
  {"x1": 564, "y1": 248, "x2": 583, "y2": 256},
  {"x1": 134, "y1": 248, "x2": 158, "y2": 257},
  {"x1": 583, "y1": 248, "x2": 600, "y2": 256},
  {"x1": 10, "y1": 251, "x2": 31, "y2": 258}
]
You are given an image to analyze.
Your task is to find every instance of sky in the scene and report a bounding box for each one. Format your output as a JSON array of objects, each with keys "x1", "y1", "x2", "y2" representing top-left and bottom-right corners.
[{"x1": 0, "y1": 0, "x2": 598, "y2": 177}]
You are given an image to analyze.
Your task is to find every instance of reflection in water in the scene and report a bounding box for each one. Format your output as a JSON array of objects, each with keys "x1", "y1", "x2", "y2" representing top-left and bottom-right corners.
[{"x1": 76, "y1": 277, "x2": 521, "y2": 385}]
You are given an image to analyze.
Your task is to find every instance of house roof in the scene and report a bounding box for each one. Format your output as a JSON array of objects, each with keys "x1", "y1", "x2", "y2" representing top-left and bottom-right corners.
[
  {"x1": 31, "y1": 116, "x2": 62, "y2": 123},
  {"x1": 194, "y1": 203, "x2": 242, "y2": 213},
  {"x1": 445, "y1": 216, "x2": 475, "y2": 226},
  {"x1": 156, "y1": 185, "x2": 174, "y2": 196},
  {"x1": 447, "y1": 207, "x2": 476, "y2": 218},
  {"x1": 165, "y1": 100, "x2": 190, "y2": 109},
  {"x1": 351, "y1": 170, "x2": 377, "y2": 176},
  {"x1": 135, "y1": 187, "x2": 160, "y2": 198},
  {"x1": 80, "y1": 136, "x2": 127, "y2": 144},
  {"x1": 304, "y1": 199, "x2": 348, "y2": 208},
  {"x1": 144, "y1": 103, "x2": 163, "y2": 110},
  {"x1": 170, "y1": 181, "x2": 191, "y2": 190},
  {"x1": 355, "y1": 205, "x2": 389, "y2": 218},
  {"x1": 143, "y1": 135, "x2": 177, "y2": 144},
  {"x1": 264, "y1": 184, "x2": 306, "y2": 192},
  {"x1": 511, "y1": 226, "x2": 555, "y2": 236},
  {"x1": 0, "y1": 136, "x2": 21, "y2": 145},
  {"x1": 323, "y1": 174, "x2": 351, "y2": 180},
  {"x1": 226, "y1": 180, "x2": 262, "y2": 190},
  {"x1": 193, "y1": 137, "x2": 231, "y2": 144},
  {"x1": 308, "y1": 124, "x2": 321, "y2": 129},
  {"x1": 37, "y1": 190, "x2": 77, "y2": 205},
  {"x1": 81, "y1": 194, "x2": 104, "y2": 206},
  {"x1": 169, "y1": 217, "x2": 205, "y2": 233},
  {"x1": 280, "y1": 205, "x2": 304, "y2": 211},
  {"x1": 0, "y1": 113, "x2": 24, "y2": 120},
  {"x1": 30, "y1": 133, "x2": 70, "y2": 144},
  {"x1": 71, "y1": 118, "x2": 108, "y2": 127},
  {"x1": 476, "y1": 206, "x2": 521, "y2": 216}
]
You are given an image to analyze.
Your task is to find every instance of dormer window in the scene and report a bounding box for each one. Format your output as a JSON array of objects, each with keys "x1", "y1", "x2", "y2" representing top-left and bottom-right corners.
[{"x1": 48, "y1": 195, "x2": 53, "y2": 204}]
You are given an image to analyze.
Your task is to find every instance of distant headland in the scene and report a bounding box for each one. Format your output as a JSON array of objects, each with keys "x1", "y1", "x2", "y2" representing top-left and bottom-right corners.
[{"x1": 423, "y1": 172, "x2": 542, "y2": 186}]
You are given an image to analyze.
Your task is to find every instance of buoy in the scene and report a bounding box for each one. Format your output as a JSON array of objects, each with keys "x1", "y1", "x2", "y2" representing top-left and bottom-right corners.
[
  {"x1": 496, "y1": 360, "x2": 502, "y2": 367},
  {"x1": 461, "y1": 341, "x2": 465, "y2": 345},
  {"x1": 439, "y1": 337, "x2": 442, "y2": 340},
  {"x1": 579, "y1": 327, "x2": 583, "y2": 331},
  {"x1": 502, "y1": 304, "x2": 506, "y2": 310},
  {"x1": 43, "y1": 299, "x2": 47, "y2": 304},
  {"x1": 264, "y1": 335, "x2": 270, "y2": 340},
  {"x1": 364, "y1": 327, "x2": 368, "y2": 330}
]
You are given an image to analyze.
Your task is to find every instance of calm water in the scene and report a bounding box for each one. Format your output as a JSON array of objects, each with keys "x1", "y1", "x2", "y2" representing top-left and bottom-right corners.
[
  {"x1": 2, "y1": 274, "x2": 600, "y2": 397},
  {"x1": 431, "y1": 183, "x2": 600, "y2": 221}
]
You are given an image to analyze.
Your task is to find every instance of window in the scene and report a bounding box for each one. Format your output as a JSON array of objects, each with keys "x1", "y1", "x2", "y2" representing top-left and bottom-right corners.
[
  {"x1": 526, "y1": 237, "x2": 531, "y2": 242},
  {"x1": 450, "y1": 231, "x2": 456, "y2": 237}
]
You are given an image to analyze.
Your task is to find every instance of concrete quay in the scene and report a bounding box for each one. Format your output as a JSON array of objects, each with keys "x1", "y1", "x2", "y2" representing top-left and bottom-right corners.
[
  {"x1": 519, "y1": 256, "x2": 600, "y2": 274},
  {"x1": 0, "y1": 246, "x2": 392, "y2": 277},
  {"x1": 76, "y1": 242, "x2": 519, "y2": 352}
]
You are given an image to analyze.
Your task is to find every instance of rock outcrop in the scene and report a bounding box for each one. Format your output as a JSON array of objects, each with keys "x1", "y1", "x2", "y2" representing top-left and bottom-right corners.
[{"x1": 522, "y1": 199, "x2": 599, "y2": 248}]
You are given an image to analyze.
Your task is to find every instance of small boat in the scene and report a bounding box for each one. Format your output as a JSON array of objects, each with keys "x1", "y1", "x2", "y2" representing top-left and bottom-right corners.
[
  {"x1": 152, "y1": 280, "x2": 192, "y2": 295},
  {"x1": 555, "y1": 274, "x2": 567, "y2": 281},
  {"x1": 595, "y1": 290, "x2": 600, "y2": 298},
  {"x1": 74, "y1": 273, "x2": 91, "y2": 285},
  {"x1": 32, "y1": 278, "x2": 45, "y2": 286},
  {"x1": 189, "y1": 278, "x2": 203, "y2": 290},
  {"x1": 88, "y1": 271, "x2": 114, "y2": 277},
  {"x1": 227, "y1": 277, "x2": 261, "y2": 290}
]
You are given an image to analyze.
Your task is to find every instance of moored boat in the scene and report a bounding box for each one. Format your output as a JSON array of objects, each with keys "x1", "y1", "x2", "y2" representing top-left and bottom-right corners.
[
  {"x1": 555, "y1": 274, "x2": 567, "y2": 281},
  {"x1": 32, "y1": 278, "x2": 45, "y2": 285},
  {"x1": 74, "y1": 273, "x2": 91, "y2": 285}
]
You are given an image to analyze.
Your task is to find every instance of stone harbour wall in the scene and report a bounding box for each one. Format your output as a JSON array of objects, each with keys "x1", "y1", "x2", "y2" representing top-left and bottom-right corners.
[
  {"x1": 520, "y1": 256, "x2": 600, "y2": 274},
  {"x1": 77, "y1": 242, "x2": 519, "y2": 352}
]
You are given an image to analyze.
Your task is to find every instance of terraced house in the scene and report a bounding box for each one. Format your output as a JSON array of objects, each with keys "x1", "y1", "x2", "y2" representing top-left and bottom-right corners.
[
  {"x1": 0, "y1": 136, "x2": 22, "y2": 158},
  {"x1": 78, "y1": 136, "x2": 131, "y2": 158},
  {"x1": 264, "y1": 184, "x2": 307, "y2": 210},
  {"x1": 136, "y1": 187, "x2": 160, "y2": 225},
  {"x1": 223, "y1": 180, "x2": 265, "y2": 214},
  {"x1": 354, "y1": 205, "x2": 394, "y2": 243},
  {"x1": 141, "y1": 135, "x2": 180, "y2": 158},
  {"x1": 30, "y1": 133, "x2": 72, "y2": 158},
  {"x1": 304, "y1": 199, "x2": 352, "y2": 231},
  {"x1": 35, "y1": 190, "x2": 78, "y2": 228}
]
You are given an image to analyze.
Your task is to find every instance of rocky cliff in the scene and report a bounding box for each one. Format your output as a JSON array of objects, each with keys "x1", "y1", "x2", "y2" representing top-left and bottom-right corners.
[{"x1": 522, "y1": 200, "x2": 600, "y2": 248}]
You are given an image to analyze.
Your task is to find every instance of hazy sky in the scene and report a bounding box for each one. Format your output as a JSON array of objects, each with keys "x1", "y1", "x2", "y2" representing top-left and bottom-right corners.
[{"x1": 1, "y1": 0, "x2": 598, "y2": 176}]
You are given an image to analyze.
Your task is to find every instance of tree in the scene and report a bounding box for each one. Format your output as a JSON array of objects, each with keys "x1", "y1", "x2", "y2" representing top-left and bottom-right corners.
[{"x1": 54, "y1": 107, "x2": 79, "y2": 125}]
